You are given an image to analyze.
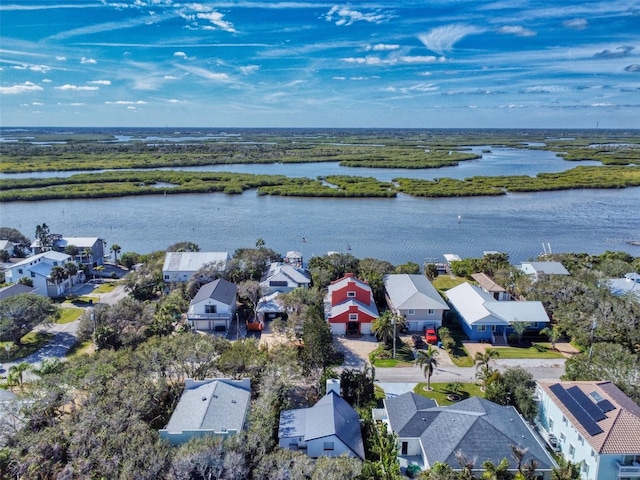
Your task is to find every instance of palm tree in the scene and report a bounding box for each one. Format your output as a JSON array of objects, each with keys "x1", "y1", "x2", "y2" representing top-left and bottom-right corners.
[
  {"x1": 8, "y1": 362, "x2": 31, "y2": 390},
  {"x1": 49, "y1": 266, "x2": 67, "y2": 285},
  {"x1": 372, "y1": 311, "x2": 404, "y2": 345},
  {"x1": 475, "y1": 364, "x2": 498, "y2": 391},
  {"x1": 474, "y1": 348, "x2": 500, "y2": 371},
  {"x1": 64, "y1": 261, "x2": 78, "y2": 285},
  {"x1": 510, "y1": 320, "x2": 530, "y2": 344},
  {"x1": 540, "y1": 325, "x2": 562, "y2": 350},
  {"x1": 82, "y1": 247, "x2": 92, "y2": 266},
  {"x1": 552, "y1": 457, "x2": 582, "y2": 480},
  {"x1": 111, "y1": 244, "x2": 121, "y2": 263},
  {"x1": 416, "y1": 344, "x2": 439, "y2": 390}
]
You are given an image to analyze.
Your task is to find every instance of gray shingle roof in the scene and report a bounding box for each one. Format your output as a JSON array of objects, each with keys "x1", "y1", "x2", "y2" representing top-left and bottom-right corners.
[
  {"x1": 191, "y1": 278, "x2": 237, "y2": 305},
  {"x1": 164, "y1": 378, "x2": 250, "y2": 434},
  {"x1": 386, "y1": 394, "x2": 555, "y2": 471},
  {"x1": 279, "y1": 391, "x2": 366, "y2": 460}
]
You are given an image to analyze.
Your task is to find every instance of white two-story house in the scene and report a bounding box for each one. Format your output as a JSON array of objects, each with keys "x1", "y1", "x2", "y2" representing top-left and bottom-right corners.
[
  {"x1": 4, "y1": 251, "x2": 81, "y2": 297},
  {"x1": 536, "y1": 381, "x2": 640, "y2": 480}
]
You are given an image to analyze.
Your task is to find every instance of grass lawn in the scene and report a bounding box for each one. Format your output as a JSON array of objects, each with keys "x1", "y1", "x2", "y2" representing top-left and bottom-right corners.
[
  {"x1": 491, "y1": 343, "x2": 565, "y2": 359},
  {"x1": 66, "y1": 340, "x2": 93, "y2": 358},
  {"x1": 92, "y1": 282, "x2": 118, "y2": 294},
  {"x1": 1, "y1": 331, "x2": 54, "y2": 362},
  {"x1": 370, "y1": 343, "x2": 415, "y2": 367},
  {"x1": 448, "y1": 346, "x2": 475, "y2": 367},
  {"x1": 432, "y1": 275, "x2": 467, "y2": 291},
  {"x1": 57, "y1": 307, "x2": 84, "y2": 324},
  {"x1": 414, "y1": 382, "x2": 485, "y2": 406}
]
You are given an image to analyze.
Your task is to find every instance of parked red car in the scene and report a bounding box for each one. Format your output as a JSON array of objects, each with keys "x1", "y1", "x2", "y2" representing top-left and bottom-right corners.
[{"x1": 424, "y1": 328, "x2": 438, "y2": 345}]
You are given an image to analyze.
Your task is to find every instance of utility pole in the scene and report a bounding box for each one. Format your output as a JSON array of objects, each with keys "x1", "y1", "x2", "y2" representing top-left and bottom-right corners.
[
  {"x1": 392, "y1": 316, "x2": 396, "y2": 359},
  {"x1": 588, "y1": 318, "x2": 597, "y2": 361}
]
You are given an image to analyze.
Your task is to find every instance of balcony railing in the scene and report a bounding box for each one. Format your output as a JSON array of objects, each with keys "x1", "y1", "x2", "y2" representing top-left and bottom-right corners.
[
  {"x1": 617, "y1": 462, "x2": 640, "y2": 477},
  {"x1": 187, "y1": 312, "x2": 232, "y2": 320}
]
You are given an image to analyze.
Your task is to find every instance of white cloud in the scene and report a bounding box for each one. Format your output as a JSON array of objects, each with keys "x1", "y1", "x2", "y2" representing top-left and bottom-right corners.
[
  {"x1": 42, "y1": 78, "x2": 52, "y2": 83},
  {"x1": 126, "y1": 106, "x2": 136, "y2": 110},
  {"x1": 168, "y1": 99, "x2": 180, "y2": 103},
  {"x1": 196, "y1": 11, "x2": 236, "y2": 33},
  {"x1": 399, "y1": 55, "x2": 444, "y2": 64},
  {"x1": 164, "y1": 75, "x2": 179, "y2": 79},
  {"x1": 324, "y1": 6, "x2": 390, "y2": 26},
  {"x1": 366, "y1": 44, "x2": 400, "y2": 51},
  {"x1": 89, "y1": 80, "x2": 111, "y2": 85},
  {"x1": 176, "y1": 64, "x2": 231, "y2": 81},
  {"x1": 31, "y1": 102, "x2": 44, "y2": 105},
  {"x1": 56, "y1": 56, "x2": 67, "y2": 61},
  {"x1": 239, "y1": 65, "x2": 260, "y2": 75},
  {"x1": 81, "y1": 57, "x2": 97, "y2": 64},
  {"x1": 418, "y1": 24, "x2": 484, "y2": 55},
  {"x1": 55, "y1": 84, "x2": 99, "y2": 91},
  {"x1": 0, "y1": 81, "x2": 44, "y2": 95},
  {"x1": 498, "y1": 25, "x2": 535, "y2": 37},
  {"x1": 104, "y1": 100, "x2": 147, "y2": 105},
  {"x1": 563, "y1": 18, "x2": 588, "y2": 30},
  {"x1": 174, "y1": 51, "x2": 188, "y2": 58}
]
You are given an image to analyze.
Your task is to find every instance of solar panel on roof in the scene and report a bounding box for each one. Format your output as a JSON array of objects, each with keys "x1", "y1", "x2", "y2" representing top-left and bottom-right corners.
[
  {"x1": 549, "y1": 384, "x2": 604, "y2": 436},
  {"x1": 567, "y1": 386, "x2": 606, "y2": 421},
  {"x1": 596, "y1": 399, "x2": 615, "y2": 413}
]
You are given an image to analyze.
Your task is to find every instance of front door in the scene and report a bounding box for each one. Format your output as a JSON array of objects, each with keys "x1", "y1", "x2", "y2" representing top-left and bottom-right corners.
[
  {"x1": 401, "y1": 442, "x2": 408, "y2": 455},
  {"x1": 347, "y1": 321, "x2": 359, "y2": 335}
]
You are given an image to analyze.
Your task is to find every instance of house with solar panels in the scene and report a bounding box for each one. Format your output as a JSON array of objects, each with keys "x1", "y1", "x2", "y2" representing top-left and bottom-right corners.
[{"x1": 536, "y1": 381, "x2": 640, "y2": 480}]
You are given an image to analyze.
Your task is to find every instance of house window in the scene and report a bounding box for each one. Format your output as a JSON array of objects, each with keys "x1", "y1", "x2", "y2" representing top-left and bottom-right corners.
[
  {"x1": 491, "y1": 325, "x2": 497, "y2": 332},
  {"x1": 408, "y1": 309, "x2": 415, "y2": 315},
  {"x1": 569, "y1": 444, "x2": 575, "y2": 458},
  {"x1": 53, "y1": 262, "x2": 58, "y2": 266},
  {"x1": 164, "y1": 275, "x2": 169, "y2": 280},
  {"x1": 477, "y1": 325, "x2": 486, "y2": 332},
  {"x1": 18, "y1": 269, "x2": 23, "y2": 274},
  {"x1": 560, "y1": 432, "x2": 566, "y2": 442},
  {"x1": 205, "y1": 305, "x2": 217, "y2": 314},
  {"x1": 578, "y1": 434, "x2": 584, "y2": 445},
  {"x1": 562, "y1": 415, "x2": 568, "y2": 425},
  {"x1": 31, "y1": 272, "x2": 36, "y2": 278},
  {"x1": 323, "y1": 442, "x2": 334, "y2": 451},
  {"x1": 349, "y1": 313, "x2": 358, "y2": 321},
  {"x1": 591, "y1": 449, "x2": 596, "y2": 458},
  {"x1": 548, "y1": 418, "x2": 554, "y2": 430},
  {"x1": 428, "y1": 309, "x2": 434, "y2": 315},
  {"x1": 269, "y1": 280, "x2": 288, "y2": 287},
  {"x1": 582, "y1": 463, "x2": 589, "y2": 475},
  {"x1": 347, "y1": 291, "x2": 356, "y2": 297}
]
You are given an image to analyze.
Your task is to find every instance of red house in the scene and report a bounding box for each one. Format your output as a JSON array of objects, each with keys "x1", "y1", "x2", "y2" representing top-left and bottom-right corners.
[{"x1": 325, "y1": 273, "x2": 379, "y2": 335}]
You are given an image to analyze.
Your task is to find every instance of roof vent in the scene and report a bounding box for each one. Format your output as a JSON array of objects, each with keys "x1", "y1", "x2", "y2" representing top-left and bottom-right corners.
[
  {"x1": 213, "y1": 394, "x2": 218, "y2": 398},
  {"x1": 202, "y1": 396, "x2": 207, "y2": 401},
  {"x1": 231, "y1": 399, "x2": 237, "y2": 403}
]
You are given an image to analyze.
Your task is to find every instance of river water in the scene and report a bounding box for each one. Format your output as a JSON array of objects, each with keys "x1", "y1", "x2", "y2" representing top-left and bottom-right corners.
[{"x1": 1, "y1": 147, "x2": 638, "y2": 265}]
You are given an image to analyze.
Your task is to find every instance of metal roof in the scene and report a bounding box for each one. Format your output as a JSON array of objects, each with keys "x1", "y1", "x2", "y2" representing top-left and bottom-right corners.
[
  {"x1": 190, "y1": 278, "x2": 237, "y2": 305},
  {"x1": 384, "y1": 274, "x2": 449, "y2": 311}
]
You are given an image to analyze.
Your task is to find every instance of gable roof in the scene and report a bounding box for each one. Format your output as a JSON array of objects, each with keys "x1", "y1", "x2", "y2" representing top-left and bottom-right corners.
[
  {"x1": 54, "y1": 237, "x2": 100, "y2": 249},
  {"x1": 163, "y1": 251, "x2": 229, "y2": 272},
  {"x1": 163, "y1": 378, "x2": 250, "y2": 434},
  {"x1": 328, "y1": 273, "x2": 371, "y2": 294},
  {"x1": 10, "y1": 250, "x2": 71, "y2": 269},
  {"x1": 191, "y1": 278, "x2": 237, "y2": 305},
  {"x1": 261, "y1": 263, "x2": 310, "y2": 286},
  {"x1": 328, "y1": 299, "x2": 379, "y2": 320},
  {"x1": 386, "y1": 394, "x2": 555, "y2": 471},
  {"x1": 0, "y1": 283, "x2": 37, "y2": 300},
  {"x1": 538, "y1": 381, "x2": 640, "y2": 454},
  {"x1": 446, "y1": 282, "x2": 549, "y2": 326},
  {"x1": 384, "y1": 274, "x2": 449, "y2": 311},
  {"x1": 279, "y1": 391, "x2": 365, "y2": 460},
  {"x1": 521, "y1": 261, "x2": 570, "y2": 275},
  {"x1": 470, "y1": 273, "x2": 507, "y2": 294}
]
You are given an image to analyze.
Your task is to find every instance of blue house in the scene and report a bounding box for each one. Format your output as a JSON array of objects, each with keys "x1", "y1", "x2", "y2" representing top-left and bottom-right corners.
[{"x1": 446, "y1": 282, "x2": 550, "y2": 343}]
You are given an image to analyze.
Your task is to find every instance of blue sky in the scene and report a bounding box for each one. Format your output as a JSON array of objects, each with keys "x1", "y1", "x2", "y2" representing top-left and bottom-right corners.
[{"x1": 1, "y1": 1, "x2": 639, "y2": 128}]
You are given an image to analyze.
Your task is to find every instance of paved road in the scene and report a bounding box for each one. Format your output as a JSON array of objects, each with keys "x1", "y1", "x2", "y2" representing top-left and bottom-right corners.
[
  {"x1": 1, "y1": 284, "x2": 127, "y2": 377},
  {"x1": 374, "y1": 357, "x2": 566, "y2": 383}
]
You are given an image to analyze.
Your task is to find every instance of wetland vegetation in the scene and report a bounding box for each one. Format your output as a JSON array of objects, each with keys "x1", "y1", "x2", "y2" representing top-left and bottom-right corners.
[{"x1": 1, "y1": 128, "x2": 638, "y2": 201}]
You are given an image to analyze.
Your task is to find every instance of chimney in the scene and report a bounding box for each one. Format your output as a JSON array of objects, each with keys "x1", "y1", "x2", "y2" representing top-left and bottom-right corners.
[{"x1": 326, "y1": 378, "x2": 341, "y2": 396}]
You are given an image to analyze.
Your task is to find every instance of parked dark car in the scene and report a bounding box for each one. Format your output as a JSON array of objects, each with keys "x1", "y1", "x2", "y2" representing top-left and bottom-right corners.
[{"x1": 412, "y1": 334, "x2": 426, "y2": 349}]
